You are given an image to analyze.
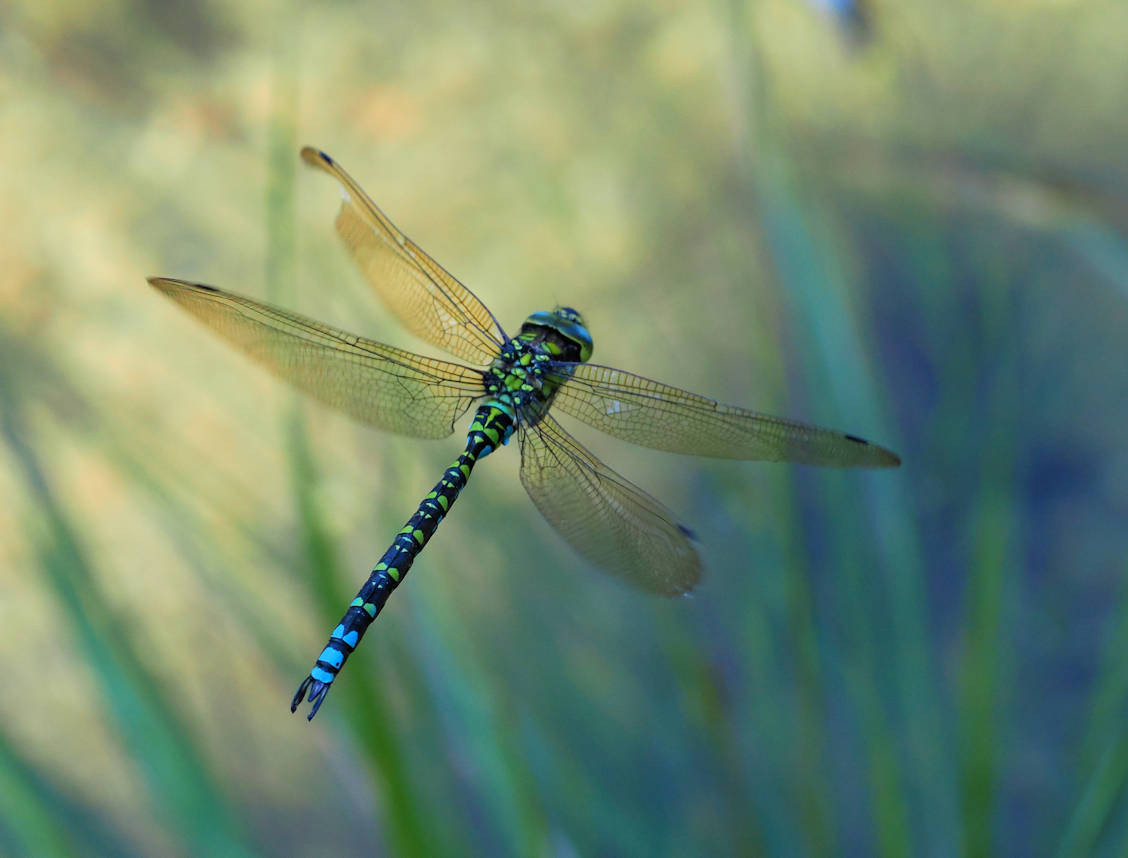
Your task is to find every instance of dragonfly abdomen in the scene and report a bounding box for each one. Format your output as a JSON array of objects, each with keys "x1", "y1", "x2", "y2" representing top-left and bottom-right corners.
[{"x1": 291, "y1": 403, "x2": 514, "y2": 719}]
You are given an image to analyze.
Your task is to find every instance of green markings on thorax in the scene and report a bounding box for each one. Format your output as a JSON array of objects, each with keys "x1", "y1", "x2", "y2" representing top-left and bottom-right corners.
[{"x1": 484, "y1": 336, "x2": 568, "y2": 424}]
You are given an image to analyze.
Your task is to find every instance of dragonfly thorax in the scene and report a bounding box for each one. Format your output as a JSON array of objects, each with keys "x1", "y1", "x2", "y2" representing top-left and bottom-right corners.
[
  {"x1": 485, "y1": 339, "x2": 554, "y2": 422},
  {"x1": 485, "y1": 309, "x2": 591, "y2": 426}
]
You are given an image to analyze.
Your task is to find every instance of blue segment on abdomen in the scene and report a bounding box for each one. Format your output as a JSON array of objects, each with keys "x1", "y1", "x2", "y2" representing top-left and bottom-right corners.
[
  {"x1": 318, "y1": 646, "x2": 345, "y2": 669},
  {"x1": 329, "y1": 623, "x2": 360, "y2": 648}
]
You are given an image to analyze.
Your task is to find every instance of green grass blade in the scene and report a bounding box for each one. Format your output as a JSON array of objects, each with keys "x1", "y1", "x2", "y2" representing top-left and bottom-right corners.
[
  {"x1": 1, "y1": 404, "x2": 253, "y2": 858},
  {"x1": 0, "y1": 726, "x2": 147, "y2": 858}
]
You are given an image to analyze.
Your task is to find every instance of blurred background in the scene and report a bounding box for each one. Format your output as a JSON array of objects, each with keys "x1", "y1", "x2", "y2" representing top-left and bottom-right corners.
[{"x1": 2, "y1": 0, "x2": 1126, "y2": 855}]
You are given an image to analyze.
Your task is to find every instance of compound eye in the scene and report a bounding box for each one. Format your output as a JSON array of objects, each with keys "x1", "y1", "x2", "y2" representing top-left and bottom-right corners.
[{"x1": 571, "y1": 327, "x2": 593, "y2": 362}]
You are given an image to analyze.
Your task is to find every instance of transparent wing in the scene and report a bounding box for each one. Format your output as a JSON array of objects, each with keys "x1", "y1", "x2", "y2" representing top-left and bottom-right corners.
[
  {"x1": 550, "y1": 363, "x2": 900, "y2": 467},
  {"x1": 518, "y1": 412, "x2": 701, "y2": 596},
  {"x1": 301, "y1": 147, "x2": 507, "y2": 365},
  {"x1": 148, "y1": 278, "x2": 484, "y2": 438}
]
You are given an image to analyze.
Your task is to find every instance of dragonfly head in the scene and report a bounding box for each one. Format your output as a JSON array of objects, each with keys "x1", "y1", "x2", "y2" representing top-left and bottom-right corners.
[{"x1": 521, "y1": 307, "x2": 593, "y2": 363}]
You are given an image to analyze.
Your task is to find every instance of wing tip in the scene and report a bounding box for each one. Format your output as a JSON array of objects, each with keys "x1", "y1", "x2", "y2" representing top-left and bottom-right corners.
[
  {"x1": 146, "y1": 275, "x2": 177, "y2": 294},
  {"x1": 146, "y1": 276, "x2": 219, "y2": 295},
  {"x1": 844, "y1": 433, "x2": 901, "y2": 468},
  {"x1": 871, "y1": 444, "x2": 901, "y2": 467},
  {"x1": 668, "y1": 571, "x2": 703, "y2": 599},
  {"x1": 661, "y1": 541, "x2": 703, "y2": 598},
  {"x1": 300, "y1": 146, "x2": 333, "y2": 170}
]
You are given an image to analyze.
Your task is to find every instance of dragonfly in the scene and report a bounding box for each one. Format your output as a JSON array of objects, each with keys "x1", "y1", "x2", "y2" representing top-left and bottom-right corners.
[{"x1": 148, "y1": 147, "x2": 900, "y2": 720}]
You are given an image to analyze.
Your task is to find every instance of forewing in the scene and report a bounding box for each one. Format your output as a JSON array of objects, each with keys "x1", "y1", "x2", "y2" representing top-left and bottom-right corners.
[
  {"x1": 148, "y1": 278, "x2": 483, "y2": 438},
  {"x1": 551, "y1": 363, "x2": 900, "y2": 467},
  {"x1": 301, "y1": 147, "x2": 506, "y2": 365},
  {"x1": 518, "y1": 413, "x2": 701, "y2": 596}
]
